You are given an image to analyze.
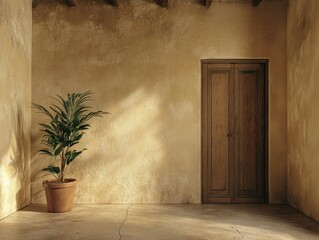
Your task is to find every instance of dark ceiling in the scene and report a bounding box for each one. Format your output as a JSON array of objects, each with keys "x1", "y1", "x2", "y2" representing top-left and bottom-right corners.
[{"x1": 32, "y1": 0, "x2": 263, "y2": 9}]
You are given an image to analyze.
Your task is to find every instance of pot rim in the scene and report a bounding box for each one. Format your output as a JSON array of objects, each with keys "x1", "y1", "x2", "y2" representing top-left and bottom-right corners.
[{"x1": 43, "y1": 178, "x2": 77, "y2": 189}]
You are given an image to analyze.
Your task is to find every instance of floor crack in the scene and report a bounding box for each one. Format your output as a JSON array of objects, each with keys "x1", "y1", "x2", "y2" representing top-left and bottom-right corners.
[
  {"x1": 118, "y1": 204, "x2": 132, "y2": 240},
  {"x1": 231, "y1": 226, "x2": 244, "y2": 239}
]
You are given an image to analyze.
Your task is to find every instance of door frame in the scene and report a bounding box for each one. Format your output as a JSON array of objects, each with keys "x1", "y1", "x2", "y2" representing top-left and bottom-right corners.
[{"x1": 200, "y1": 59, "x2": 269, "y2": 204}]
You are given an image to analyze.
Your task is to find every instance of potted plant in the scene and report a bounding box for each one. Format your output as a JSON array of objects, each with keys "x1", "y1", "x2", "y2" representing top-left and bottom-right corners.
[{"x1": 33, "y1": 91, "x2": 108, "y2": 213}]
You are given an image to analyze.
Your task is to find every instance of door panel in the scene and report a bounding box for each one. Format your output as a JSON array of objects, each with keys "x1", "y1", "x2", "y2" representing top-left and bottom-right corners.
[
  {"x1": 202, "y1": 60, "x2": 267, "y2": 204},
  {"x1": 210, "y1": 71, "x2": 229, "y2": 191},
  {"x1": 236, "y1": 64, "x2": 265, "y2": 203},
  {"x1": 239, "y1": 70, "x2": 258, "y2": 193},
  {"x1": 202, "y1": 64, "x2": 235, "y2": 203}
]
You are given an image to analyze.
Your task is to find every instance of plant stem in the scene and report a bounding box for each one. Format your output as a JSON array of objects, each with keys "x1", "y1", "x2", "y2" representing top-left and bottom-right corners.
[
  {"x1": 60, "y1": 151, "x2": 65, "y2": 182},
  {"x1": 60, "y1": 146, "x2": 70, "y2": 183}
]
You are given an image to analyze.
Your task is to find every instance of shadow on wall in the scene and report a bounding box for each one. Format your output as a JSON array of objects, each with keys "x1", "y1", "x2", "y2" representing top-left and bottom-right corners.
[
  {"x1": 0, "y1": 103, "x2": 30, "y2": 218},
  {"x1": 30, "y1": 121, "x2": 43, "y2": 200},
  {"x1": 11, "y1": 104, "x2": 30, "y2": 208}
]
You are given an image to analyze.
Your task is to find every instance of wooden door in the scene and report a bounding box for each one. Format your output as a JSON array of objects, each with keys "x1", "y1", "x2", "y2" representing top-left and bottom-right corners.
[{"x1": 201, "y1": 60, "x2": 267, "y2": 204}]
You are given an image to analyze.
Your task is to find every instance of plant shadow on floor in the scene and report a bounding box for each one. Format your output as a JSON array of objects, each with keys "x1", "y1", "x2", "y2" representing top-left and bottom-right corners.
[{"x1": 20, "y1": 204, "x2": 48, "y2": 213}]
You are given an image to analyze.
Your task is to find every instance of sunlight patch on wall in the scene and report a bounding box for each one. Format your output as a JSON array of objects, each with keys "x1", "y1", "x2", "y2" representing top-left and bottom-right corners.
[
  {"x1": 0, "y1": 146, "x2": 20, "y2": 219},
  {"x1": 99, "y1": 87, "x2": 165, "y2": 202},
  {"x1": 32, "y1": 87, "x2": 166, "y2": 203}
]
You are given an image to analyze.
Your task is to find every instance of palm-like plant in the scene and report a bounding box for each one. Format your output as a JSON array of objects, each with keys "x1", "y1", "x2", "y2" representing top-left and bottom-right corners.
[{"x1": 33, "y1": 91, "x2": 109, "y2": 183}]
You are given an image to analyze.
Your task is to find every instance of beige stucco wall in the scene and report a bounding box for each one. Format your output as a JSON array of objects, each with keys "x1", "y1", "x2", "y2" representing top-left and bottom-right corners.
[
  {"x1": 32, "y1": 0, "x2": 287, "y2": 204},
  {"x1": 0, "y1": 0, "x2": 32, "y2": 219},
  {"x1": 287, "y1": 0, "x2": 319, "y2": 222}
]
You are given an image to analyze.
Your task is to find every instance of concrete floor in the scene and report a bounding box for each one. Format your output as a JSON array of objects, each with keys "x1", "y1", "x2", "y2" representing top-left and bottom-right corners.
[{"x1": 1, "y1": 204, "x2": 319, "y2": 240}]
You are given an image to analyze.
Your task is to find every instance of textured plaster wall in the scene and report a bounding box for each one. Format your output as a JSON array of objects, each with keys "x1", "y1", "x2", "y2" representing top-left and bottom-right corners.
[
  {"x1": 287, "y1": 0, "x2": 319, "y2": 222},
  {"x1": 32, "y1": 0, "x2": 287, "y2": 204},
  {"x1": 0, "y1": 0, "x2": 32, "y2": 219}
]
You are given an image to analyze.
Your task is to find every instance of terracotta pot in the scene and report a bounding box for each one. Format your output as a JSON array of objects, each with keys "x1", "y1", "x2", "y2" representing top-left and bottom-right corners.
[{"x1": 43, "y1": 178, "x2": 77, "y2": 213}]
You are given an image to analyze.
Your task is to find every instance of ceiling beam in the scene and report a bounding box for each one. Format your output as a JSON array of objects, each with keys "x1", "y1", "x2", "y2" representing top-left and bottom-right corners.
[
  {"x1": 156, "y1": 0, "x2": 168, "y2": 8},
  {"x1": 204, "y1": 0, "x2": 212, "y2": 8},
  {"x1": 32, "y1": 0, "x2": 38, "y2": 8},
  {"x1": 252, "y1": 0, "x2": 262, "y2": 7},
  {"x1": 106, "y1": 0, "x2": 118, "y2": 6},
  {"x1": 33, "y1": 0, "x2": 77, "y2": 8},
  {"x1": 65, "y1": 0, "x2": 76, "y2": 7}
]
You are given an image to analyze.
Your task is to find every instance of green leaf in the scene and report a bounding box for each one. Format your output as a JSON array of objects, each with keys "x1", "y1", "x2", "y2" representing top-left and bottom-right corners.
[
  {"x1": 54, "y1": 143, "x2": 68, "y2": 156},
  {"x1": 77, "y1": 124, "x2": 90, "y2": 131},
  {"x1": 50, "y1": 106, "x2": 67, "y2": 123},
  {"x1": 32, "y1": 103, "x2": 54, "y2": 120},
  {"x1": 71, "y1": 132, "x2": 83, "y2": 142},
  {"x1": 42, "y1": 165, "x2": 60, "y2": 174},
  {"x1": 57, "y1": 122, "x2": 71, "y2": 135},
  {"x1": 39, "y1": 149, "x2": 53, "y2": 156},
  {"x1": 69, "y1": 141, "x2": 79, "y2": 147},
  {"x1": 40, "y1": 128, "x2": 56, "y2": 137},
  {"x1": 84, "y1": 111, "x2": 109, "y2": 122},
  {"x1": 66, "y1": 149, "x2": 86, "y2": 165},
  {"x1": 39, "y1": 123, "x2": 55, "y2": 132}
]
